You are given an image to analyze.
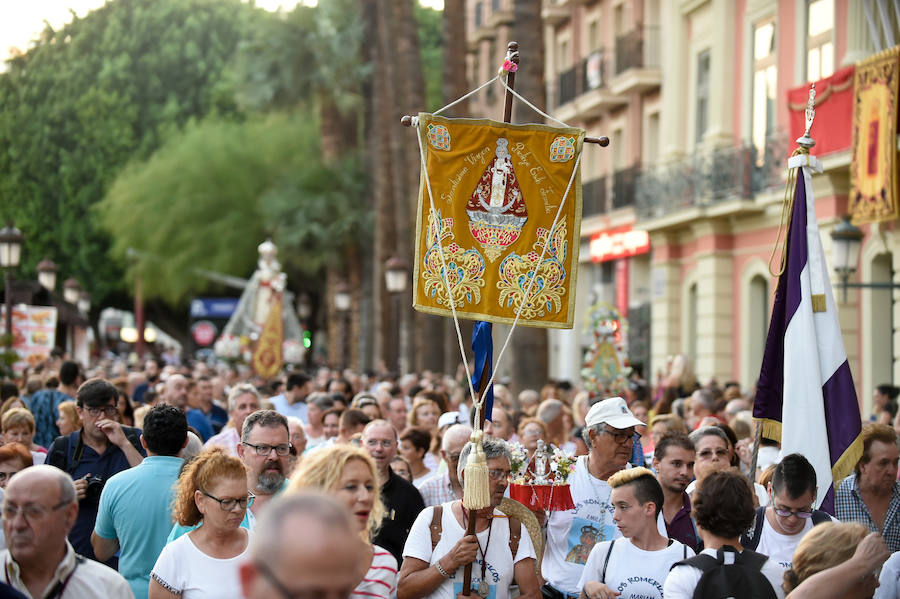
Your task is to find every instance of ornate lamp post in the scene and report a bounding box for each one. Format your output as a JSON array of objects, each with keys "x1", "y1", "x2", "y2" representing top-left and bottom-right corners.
[
  {"x1": 334, "y1": 282, "x2": 351, "y2": 370},
  {"x1": 36, "y1": 258, "x2": 57, "y2": 292},
  {"x1": 0, "y1": 223, "x2": 24, "y2": 345},
  {"x1": 384, "y1": 256, "x2": 409, "y2": 375},
  {"x1": 63, "y1": 278, "x2": 82, "y2": 305}
]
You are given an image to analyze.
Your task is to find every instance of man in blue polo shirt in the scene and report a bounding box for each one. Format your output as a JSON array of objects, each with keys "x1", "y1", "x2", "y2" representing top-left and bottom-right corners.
[
  {"x1": 92, "y1": 404, "x2": 187, "y2": 599},
  {"x1": 46, "y1": 378, "x2": 146, "y2": 564}
]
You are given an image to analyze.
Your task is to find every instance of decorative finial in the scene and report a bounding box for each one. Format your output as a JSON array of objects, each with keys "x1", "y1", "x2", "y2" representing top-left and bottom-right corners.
[{"x1": 796, "y1": 83, "x2": 816, "y2": 149}]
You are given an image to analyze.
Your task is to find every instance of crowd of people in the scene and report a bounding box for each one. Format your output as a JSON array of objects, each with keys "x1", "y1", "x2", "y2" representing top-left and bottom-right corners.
[{"x1": 0, "y1": 351, "x2": 895, "y2": 598}]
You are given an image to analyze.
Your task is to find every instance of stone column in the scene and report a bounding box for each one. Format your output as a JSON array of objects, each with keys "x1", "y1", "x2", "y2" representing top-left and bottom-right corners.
[
  {"x1": 659, "y1": 1, "x2": 687, "y2": 161},
  {"x1": 649, "y1": 232, "x2": 682, "y2": 381}
]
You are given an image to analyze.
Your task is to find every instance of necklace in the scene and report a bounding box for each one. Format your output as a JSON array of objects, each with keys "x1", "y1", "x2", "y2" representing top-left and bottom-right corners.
[{"x1": 462, "y1": 507, "x2": 494, "y2": 598}]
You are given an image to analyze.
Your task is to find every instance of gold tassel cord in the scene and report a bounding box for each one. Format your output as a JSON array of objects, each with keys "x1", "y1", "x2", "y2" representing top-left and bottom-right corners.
[
  {"x1": 767, "y1": 147, "x2": 811, "y2": 281},
  {"x1": 463, "y1": 428, "x2": 491, "y2": 510}
]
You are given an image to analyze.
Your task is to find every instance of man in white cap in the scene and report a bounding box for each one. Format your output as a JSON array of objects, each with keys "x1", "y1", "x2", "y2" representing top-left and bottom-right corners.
[{"x1": 541, "y1": 396, "x2": 644, "y2": 598}]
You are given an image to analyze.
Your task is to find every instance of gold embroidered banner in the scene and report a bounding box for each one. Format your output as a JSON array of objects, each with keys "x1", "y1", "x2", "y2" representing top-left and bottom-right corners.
[
  {"x1": 413, "y1": 113, "x2": 585, "y2": 329},
  {"x1": 850, "y1": 46, "x2": 900, "y2": 225}
]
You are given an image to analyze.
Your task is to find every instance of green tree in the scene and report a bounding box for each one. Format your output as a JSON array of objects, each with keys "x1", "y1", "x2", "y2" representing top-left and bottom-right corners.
[
  {"x1": 0, "y1": 0, "x2": 264, "y2": 303},
  {"x1": 97, "y1": 113, "x2": 370, "y2": 305}
]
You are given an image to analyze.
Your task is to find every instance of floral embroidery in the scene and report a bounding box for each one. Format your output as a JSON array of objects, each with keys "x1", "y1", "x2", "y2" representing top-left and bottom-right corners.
[
  {"x1": 497, "y1": 222, "x2": 568, "y2": 319},
  {"x1": 550, "y1": 136, "x2": 576, "y2": 162},
  {"x1": 422, "y1": 209, "x2": 486, "y2": 308},
  {"x1": 427, "y1": 123, "x2": 451, "y2": 151}
]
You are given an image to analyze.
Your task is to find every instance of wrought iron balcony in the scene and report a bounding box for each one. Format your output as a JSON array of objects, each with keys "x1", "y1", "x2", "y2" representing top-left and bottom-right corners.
[
  {"x1": 635, "y1": 136, "x2": 788, "y2": 222},
  {"x1": 614, "y1": 26, "x2": 661, "y2": 75},
  {"x1": 612, "y1": 166, "x2": 639, "y2": 210},
  {"x1": 556, "y1": 65, "x2": 577, "y2": 108},
  {"x1": 582, "y1": 176, "x2": 608, "y2": 216}
]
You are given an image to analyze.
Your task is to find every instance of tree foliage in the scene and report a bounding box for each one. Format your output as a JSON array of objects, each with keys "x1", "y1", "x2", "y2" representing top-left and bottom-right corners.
[
  {"x1": 97, "y1": 113, "x2": 370, "y2": 305},
  {"x1": 0, "y1": 0, "x2": 263, "y2": 303}
]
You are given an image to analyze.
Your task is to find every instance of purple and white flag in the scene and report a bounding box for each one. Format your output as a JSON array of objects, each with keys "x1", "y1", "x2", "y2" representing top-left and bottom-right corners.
[{"x1": 753, "y1": 153, "x2": 862, "y2": 513}]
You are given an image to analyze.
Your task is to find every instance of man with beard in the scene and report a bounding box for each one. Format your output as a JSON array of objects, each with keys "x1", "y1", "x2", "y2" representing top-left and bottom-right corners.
[
  {"x1": 238, "y1": 410, "x2": 292, "y2": 516},
  {"x1": 652, "y1": 433, "x2": 699, "y2": 551}
]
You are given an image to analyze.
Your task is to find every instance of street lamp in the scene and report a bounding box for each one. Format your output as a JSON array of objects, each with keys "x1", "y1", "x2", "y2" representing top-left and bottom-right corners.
[
  {"x1": 384, "y1": 256, "x2": 409, "y2": 375},
  {"x1": 63, "y1": 278, "x2": 82, "y2": 305},
  {"x1": 830, "y1": 215, "x2": 900, "y2": 302},
  {"x1": 334, "y1": 282, "x2": 351, "y2": 369},
  {"x1": 0, "y1": 222, "x2": 24, "y2": 346},
  {"x1": 77, "y1": 291, "x2": 91, "y2": 316},
  {"x1": 36, "y1": 258, "x2": 57, "y2": 292}
]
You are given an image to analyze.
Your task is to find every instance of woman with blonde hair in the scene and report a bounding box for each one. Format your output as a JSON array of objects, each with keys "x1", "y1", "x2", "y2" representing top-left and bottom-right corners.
[
  {"x1": 56, "y1": 400, "x2": 81, "y2": 435},
  {"x1": 288, "y1": 444, "x2": 397, "y2": 599},
  {"x1": 150, "y1": 447, "x2": 251, "y2": 599},
  {"x1": 407, "y1": 397, "x2": 441, "y2": 430},
  {"x1": 783, "y1": 522, "x2": 883, "y2": 598}
]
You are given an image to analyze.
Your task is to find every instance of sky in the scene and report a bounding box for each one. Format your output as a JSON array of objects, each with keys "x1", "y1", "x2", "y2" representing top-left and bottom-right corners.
[{"x1": 1, "y1": 0, "x2": 444, "y2": 63}]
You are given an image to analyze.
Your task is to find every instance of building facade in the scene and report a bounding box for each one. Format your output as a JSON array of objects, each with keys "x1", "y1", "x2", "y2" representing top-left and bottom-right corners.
[{"x1": 466, "y1": 0, "x2": 899, "y2": 416}]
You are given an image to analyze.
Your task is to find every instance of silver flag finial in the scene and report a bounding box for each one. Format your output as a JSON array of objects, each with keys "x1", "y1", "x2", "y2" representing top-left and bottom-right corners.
[{"x1": 796, "y1": 83, "x2": 816, "y2": 149}]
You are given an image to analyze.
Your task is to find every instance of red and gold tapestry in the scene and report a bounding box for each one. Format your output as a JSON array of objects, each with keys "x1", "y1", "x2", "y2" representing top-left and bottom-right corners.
[
  {"x1": 412, "y1": 114, "x2": 585, "y2": 329},
  {"x1": 850, "y1": 46, "x2": 900, "y2": 225}
]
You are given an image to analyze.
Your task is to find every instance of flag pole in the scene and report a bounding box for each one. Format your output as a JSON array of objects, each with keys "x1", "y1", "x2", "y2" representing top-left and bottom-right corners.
[
  {"x1": 459, "y1": 41, "x2": 520, "y2": 598},
  {"x1": 750, "y1": 83, "x2": 817, "y2": 485}
]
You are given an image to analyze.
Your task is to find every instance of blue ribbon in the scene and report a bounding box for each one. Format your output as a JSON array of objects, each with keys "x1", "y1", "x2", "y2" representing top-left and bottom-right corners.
[{"x1": 470, "y1": 321, "x2": 494, "y2": 422}]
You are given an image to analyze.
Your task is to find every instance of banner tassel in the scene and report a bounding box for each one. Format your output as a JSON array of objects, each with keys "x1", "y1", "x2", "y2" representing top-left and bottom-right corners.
[{"x1": 463, "y1": 428, "x2": 491, "y2": 510}]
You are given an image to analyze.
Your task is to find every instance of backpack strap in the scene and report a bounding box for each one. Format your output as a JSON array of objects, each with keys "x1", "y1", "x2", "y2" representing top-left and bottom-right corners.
[
  {"x1": 672, "y1": 552, "x2": 719, "y2": 572},
  {"x1": 740, "y1": 505, "x2": 767, "y2": 551},
  {"x1": 734, "y1": 547, "x2": 770, "y2": 571},
  {"x1": 600, "y1": 539, "x2": 616, "y2": 583},
  {"x1": 430, "y1": 505, "x2": 443, "y2": 551},
  {"x1": 507, "y1": 515, "x2": 521, "y2": 558},
  {"x1": 46, "y1": 434, "x2": 72, "y2": 472}
]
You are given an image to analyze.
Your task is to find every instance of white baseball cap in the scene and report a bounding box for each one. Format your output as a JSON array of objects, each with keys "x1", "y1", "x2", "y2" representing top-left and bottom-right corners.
[
  {"x1": 438, "y1": 411, "x2": 463, "y2": 429},
  {"x1": 584, "y1": 397, "x2": 644, "y2": 429}
]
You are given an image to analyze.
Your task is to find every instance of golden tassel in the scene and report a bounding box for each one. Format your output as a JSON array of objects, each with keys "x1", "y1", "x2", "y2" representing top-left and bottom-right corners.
[{"x1": 462, "y1": 429, "x2": 491, "y2": 510}]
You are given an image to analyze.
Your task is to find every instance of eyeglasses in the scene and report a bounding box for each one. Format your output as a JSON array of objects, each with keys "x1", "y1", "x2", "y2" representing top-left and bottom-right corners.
[
  {"x1": 488, "y1": 469, "x2": 510, "y2": 481},
  {"x1": 84, "y1": 405, "x2": 119, "y2": 418},
  {"x1": 255, "y1": 560, "x2": 352, "y2": 599},
  {"x1": 243, "y1": 442, "x2": 292, "y2": 457},
  {"x1": 201, "y1": 490, "x2": 255, "y2": 511},
  {"x1": 446, "y1": 453, "x2": 462, "y2": 463},
  {"x1": 2, "y1": 500, "x2": 70, "y2": 524},
  {"x1": 772, "y1": 505, "x2": 814, "y2": 519},
  {"x1": 697, "y1": 448, "x2": 730, "y2": 460},
  {"x1": 603, "y1": 428, "x2": 636, "y2": 444},
  {"x1": 364, "y1": 439, "x2": 396, "y2": 449}
]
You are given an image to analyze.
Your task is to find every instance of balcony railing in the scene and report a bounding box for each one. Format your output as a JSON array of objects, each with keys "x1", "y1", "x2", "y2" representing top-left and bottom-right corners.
[
  {"x1": 635, "y1": 135, "x2": 788, "y2": 221},
  {"x1": 612, "y1": 166, "x2": 639, "y2": 210},
  {"x1": 582, "y1": 176, "x2": 608, "y2": 216},
  {"x1": 556, "y1": 65, "x2": 577, "y2": 107},
  {"x1": 614, "y1": 26, "x2": 661, "y2": 75}
]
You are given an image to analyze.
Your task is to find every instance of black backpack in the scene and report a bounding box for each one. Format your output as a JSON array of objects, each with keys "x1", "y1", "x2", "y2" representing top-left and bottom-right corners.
[
  {"x1": 740, "y1": 505, "x2": 831, "y2": 550},
  {"x1": 672, "y1": 545, "x2": 778, "y2": 599}
]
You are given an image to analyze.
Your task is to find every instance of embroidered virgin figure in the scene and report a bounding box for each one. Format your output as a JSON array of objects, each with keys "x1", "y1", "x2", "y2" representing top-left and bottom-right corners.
[{"x1": 466, "y1": 137, "x2": 528, "y2": 262}]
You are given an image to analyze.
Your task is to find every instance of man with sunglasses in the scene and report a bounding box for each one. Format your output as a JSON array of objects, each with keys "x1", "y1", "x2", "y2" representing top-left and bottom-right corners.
[
  {"x1": 741, "y1": 453, "x2": 837, "y2": 569},
  {"x1": 91, "y1": 405, "x2": 187, "y2": 599},
  {"x1": 46, "y1": 378, "x2": 145, "y2": 565},
  {"x1": 740, "y1": 453, "x2": 834, "y2": 569},
  {"x1": 541, "y1": 397, "x2": 644, "y2": 599}
]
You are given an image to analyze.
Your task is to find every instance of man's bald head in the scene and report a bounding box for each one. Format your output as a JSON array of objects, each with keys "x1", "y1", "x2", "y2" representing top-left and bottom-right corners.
[
  {"x1": 442, "y1": 424, "x2": 473, "y2": 452},
  {"x1": 7, "y1": 465, "x2": 76, "y2": 506},
  {"x1": 240, "y1": 493, "x2": 368, "y2": 598},
  {"x1": 163, "y1": 374, "x2": 189, "y2": 410}
]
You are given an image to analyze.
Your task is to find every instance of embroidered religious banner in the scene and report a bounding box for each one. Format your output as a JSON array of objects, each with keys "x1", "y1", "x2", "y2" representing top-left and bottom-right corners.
[
  {"x1": 413, "y1": 113, "x2": 585, "y2": 328},
  {"x1": 849, "y1": 46, "x2": 900, "y2": 225}
]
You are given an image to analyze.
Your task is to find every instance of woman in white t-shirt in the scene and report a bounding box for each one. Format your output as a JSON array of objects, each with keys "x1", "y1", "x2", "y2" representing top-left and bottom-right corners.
[
  {"x1": 150, "y1": 447, "x2": 252, "y2": 599},
  {"x1": 287, "y1": 444, "x2": 398, "y2": 599}
]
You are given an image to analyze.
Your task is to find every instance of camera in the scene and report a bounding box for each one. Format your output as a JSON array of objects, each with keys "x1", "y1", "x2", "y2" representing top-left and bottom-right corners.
[{"x1": 84, "y1": 476, "x2": 105, "y2": 504}]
